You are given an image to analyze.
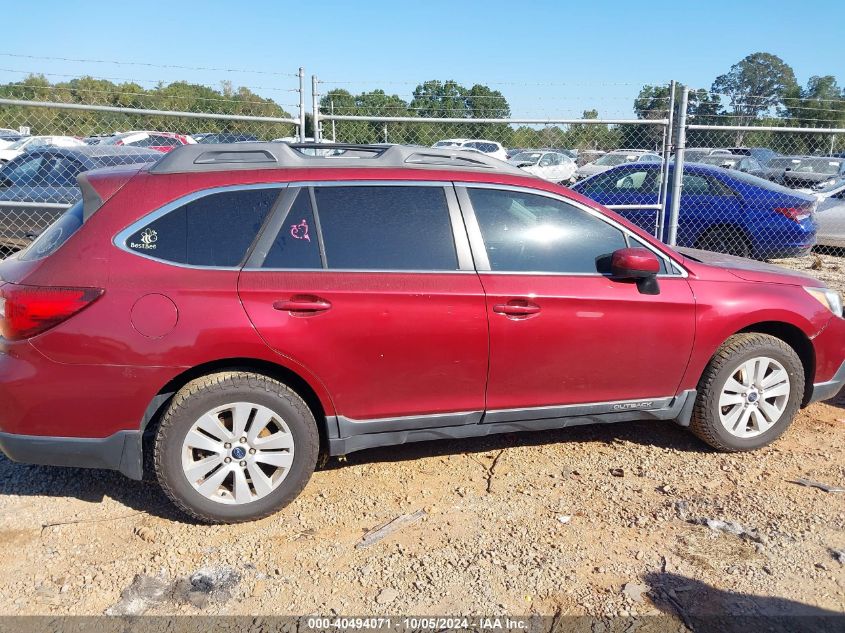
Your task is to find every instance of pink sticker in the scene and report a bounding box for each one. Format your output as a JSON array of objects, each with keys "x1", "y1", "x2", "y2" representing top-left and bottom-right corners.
[{"x1": 290, "y1": 218, "x2": 311, "y2": 242}]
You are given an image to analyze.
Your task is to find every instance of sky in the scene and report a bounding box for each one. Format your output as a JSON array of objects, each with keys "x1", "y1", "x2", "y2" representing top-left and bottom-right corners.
[{"x1": 2, "y1": 0, "x2": 843, "y2": 118}]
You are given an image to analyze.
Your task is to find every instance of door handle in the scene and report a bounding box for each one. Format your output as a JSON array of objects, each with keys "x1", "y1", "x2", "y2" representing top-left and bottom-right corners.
[
  {"x1": 493, "y1": 300, "x2": 541, "y2": 317},
  {"x1": 273, "y1": 296, "x2": 332, "y2": 313}
]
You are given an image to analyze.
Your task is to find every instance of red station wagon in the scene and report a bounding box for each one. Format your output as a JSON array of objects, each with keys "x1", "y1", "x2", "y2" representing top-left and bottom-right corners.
[{"x1": 0, "y1": 143, "x2": 843, "y2": 523}]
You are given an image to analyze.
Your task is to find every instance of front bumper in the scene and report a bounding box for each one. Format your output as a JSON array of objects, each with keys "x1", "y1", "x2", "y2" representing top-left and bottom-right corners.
[
  {"x1": 808, "y1": 360, "x2": 845, "y2": 404},
  {"x1": 0, "y1": 429, "x2": 143, "y2": 479}
]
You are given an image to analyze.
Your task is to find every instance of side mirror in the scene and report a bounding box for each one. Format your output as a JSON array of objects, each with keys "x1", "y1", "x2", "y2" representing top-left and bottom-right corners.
[{"x1": 611, "y1": 247, "x2": 661, "y2": 295}]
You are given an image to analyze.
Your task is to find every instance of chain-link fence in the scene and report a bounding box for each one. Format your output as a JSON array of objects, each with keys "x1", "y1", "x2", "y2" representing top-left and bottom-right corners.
[
  {"x1": 0, "y1": 65, "x2": 306, "y2": 254},
  {"x1": 2, "y1": 70, "x2": 844, "y2": 267}
]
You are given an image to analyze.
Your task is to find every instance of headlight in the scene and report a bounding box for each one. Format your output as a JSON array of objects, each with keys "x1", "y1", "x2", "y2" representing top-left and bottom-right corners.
[{"x1": 805, "y1": 287, "x2": 843, "y2": 318}]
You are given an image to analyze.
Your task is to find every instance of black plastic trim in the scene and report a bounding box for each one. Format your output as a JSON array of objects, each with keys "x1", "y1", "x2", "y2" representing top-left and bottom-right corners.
[
  {"x1": 0, "y1": 430, "x2": 143, "y2": 480},
  {"x1": 328, "y1": 390, "x2": 696, "y2": 455},
  {"x1": 808, "y1": 360, "x2": 845, "y2": 404}
]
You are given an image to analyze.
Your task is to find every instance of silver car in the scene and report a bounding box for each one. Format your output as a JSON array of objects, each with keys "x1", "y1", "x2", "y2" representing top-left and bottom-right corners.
[
  {"x1": 811, "y1": 178, "x2": 845, "y2": 248},
  {"x1": 575, "y1": 149, "x2": 662, "y2": 180}
]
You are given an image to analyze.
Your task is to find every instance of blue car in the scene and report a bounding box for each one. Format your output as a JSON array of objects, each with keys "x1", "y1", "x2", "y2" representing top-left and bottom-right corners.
[{"x1": 571, "y1": 162, "x2": 817, "y2": 259}]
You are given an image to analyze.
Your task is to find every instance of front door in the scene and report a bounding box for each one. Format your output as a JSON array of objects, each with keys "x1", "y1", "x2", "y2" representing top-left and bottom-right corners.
[
  {"x1": 457, "y1": 184, "x2": 696, "y2": 418},
  {"x1": 238, "y1": 183, "x2": 489, "y2": 428}
]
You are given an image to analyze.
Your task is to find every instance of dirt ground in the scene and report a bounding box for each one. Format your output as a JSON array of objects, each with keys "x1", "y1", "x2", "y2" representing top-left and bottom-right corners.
[{"x1": 0, "y1": 255, "x2": 843, "y2": 625}]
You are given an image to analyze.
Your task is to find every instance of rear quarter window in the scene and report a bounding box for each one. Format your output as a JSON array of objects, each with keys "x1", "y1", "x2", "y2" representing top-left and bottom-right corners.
[
  {"x1": 19, "y1": 201, "x2": 84, "y2": 261},
  {"x1": 125, "y1": 187, "x2": 280, "y2": 267}
]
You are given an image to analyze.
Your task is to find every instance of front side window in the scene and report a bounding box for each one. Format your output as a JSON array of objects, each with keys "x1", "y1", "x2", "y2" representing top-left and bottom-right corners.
[
  {"x1": 0, "y1": 154, "x2": 45, "y2": 186},
  {"x1": 315, "y1": 185, "x2": 458, "y2": 270},
  {"x1": 468, "y1": 188, "x2": 626, "y2": 274},
  {"x1": 126, "y1": 187, "x2": 280, "y2": 266}
]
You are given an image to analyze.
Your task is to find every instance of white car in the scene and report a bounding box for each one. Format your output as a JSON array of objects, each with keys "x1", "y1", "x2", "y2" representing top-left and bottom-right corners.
[
  {"x1": 508, "y1": 150, "x2": 576, "y2": 184},
  {"x1": 0, "y1": 135, "x2": 85, "y2": 163},
  {"x1": 809, "y1": 178, "x2": 845, "y2": 248},
  {"x1": 575, "y1": 149, "x2": 662, "y2": 180},
  {"x1": 432, "y1": 138, "x2": 508, "y2": 161}
]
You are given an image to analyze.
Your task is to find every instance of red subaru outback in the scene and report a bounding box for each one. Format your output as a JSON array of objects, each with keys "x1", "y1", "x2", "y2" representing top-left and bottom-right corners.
[{"x1": 0, "y1": 143, "x2": 843, "y2": 523}]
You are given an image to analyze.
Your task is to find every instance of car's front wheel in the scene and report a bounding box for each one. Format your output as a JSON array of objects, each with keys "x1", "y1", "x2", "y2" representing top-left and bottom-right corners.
[
  {"x1": 690, "y1": 333, "x2": 805, "y2": 451},
  {"x1": 154, "y1": 371, "x2": 319, "y2": 523}
]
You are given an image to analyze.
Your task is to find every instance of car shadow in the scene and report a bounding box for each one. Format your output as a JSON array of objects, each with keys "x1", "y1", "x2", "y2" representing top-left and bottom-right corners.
[
  {"x1": 644, "y1": 570, "x2": 843, "y2": 632},
  {"x1": 0, "y1": 419, "x2": 703, "y2": 521},
  {"x1": 0, "y1": 456, "x2": 192, "y2": 523}
]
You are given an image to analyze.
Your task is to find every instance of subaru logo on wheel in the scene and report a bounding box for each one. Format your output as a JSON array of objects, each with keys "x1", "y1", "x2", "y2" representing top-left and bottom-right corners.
[{"x1": 231, "y1": 446, "x2": 247, "y2": 460}]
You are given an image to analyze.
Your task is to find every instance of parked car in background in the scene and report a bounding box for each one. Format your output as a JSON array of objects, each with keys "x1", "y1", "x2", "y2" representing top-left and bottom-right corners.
[
  {"x1": 696, "y1": 154, "x2": 768, "y2": 179},
  {"x1": 684, "y1": 148, "x2": 733, "y2": 163},
  {"x1": 101, "y1": 131, "x2": 195, "y2": 153},
  {"x1": 571, "y1": 162, "x2": 817, "y2": 259},
  {"x1": 724, "y1": 147, "x2": 779, "y2": 165},
  {"x1": 576, "y1": 149, "x2": 661, "y2": 180},
  {"x1": 575, "y1": 149, "x2": 606, "y2": 167},
  {"x1": 508, "y1": 150, "x2": 576, "y2": 184},
  {"x1": 0, "y1": 135, "x2": 85, "y2": 164},
  {"x1": 808, "y1": 178, "x2": 845, "y2": 249},
  {"x1": 761, "y1": 156, "x2": 804, "y2": 184},
  {"x1": 0, "y1": 142, "x2": 841, "y2": 523},
  {"x1": 431, "y1": 139, "x2": 508, "y2": 161},
  {"x1": 781, "y1": 156, "x2": 845, "y2": 189},
  {"x1": 83, "y1": 134, "x2": 114, "y2": 145},
  {"x1": 193, "y1": 133, "x2": 259, "y2": 144},
  {"x1": 0, "y1": 146, "x2": 160, "y2": 252},
  {"x1": 0, "y1": 130, "x2": 27, "y2": 149}
]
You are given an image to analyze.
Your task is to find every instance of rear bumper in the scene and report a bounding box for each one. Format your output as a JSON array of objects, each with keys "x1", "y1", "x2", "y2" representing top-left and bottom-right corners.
[
  {"x1": 0, "y1": 429, "x2": 143, "y2": 479},
  {"x1": 808, "y1": 360, "x2": 845, "y2": 405}
]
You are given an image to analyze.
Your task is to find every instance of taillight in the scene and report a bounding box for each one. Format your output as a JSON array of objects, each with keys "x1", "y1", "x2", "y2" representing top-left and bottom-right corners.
[
  {"x1": 774, "y1": 207, "x2": 811, "y2": 222},
  {"x1": 0, "y1": 284, "x2": 103, "y2": 341},
  {"x1": 115, "y1": 140, "x2": 124, "y2": 146}
]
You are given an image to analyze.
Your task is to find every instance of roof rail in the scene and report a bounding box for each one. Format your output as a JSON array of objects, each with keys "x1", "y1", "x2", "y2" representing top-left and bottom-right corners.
[{"x1": 148, "y1": 142, "x2": 526, "y2": 176}]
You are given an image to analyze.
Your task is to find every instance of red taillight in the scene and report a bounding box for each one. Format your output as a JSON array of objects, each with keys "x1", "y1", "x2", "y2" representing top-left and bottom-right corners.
[
  {"x1": 774, "y1": 207, "x2": 811, "y2": 222},
  {"x1": 115, "y1": 140, "x2": 124, "y2": 146},
  {"x1": 0, "y1": 284, "x2": 103, "y2": 341}
]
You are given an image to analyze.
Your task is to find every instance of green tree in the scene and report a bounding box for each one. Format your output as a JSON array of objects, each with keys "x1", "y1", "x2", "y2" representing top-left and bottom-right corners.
[{"x1": 712, "y1": 53, "x2": 797, "y2": 125}]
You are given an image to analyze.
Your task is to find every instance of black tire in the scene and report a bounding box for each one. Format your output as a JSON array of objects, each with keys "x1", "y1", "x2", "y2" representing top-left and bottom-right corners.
[
  {"x1": 690, "y1": 333, "x2": 805, "y2": 452},
  {"x1": 154, "y1": 371, "x2": 319, "y2": 523},
  {"x1": 696, "y1": 225, "x2": 752, "y2": 259}
]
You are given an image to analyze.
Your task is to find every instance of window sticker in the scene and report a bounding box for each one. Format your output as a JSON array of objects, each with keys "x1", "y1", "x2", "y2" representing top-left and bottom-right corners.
[
  {"x1": 290, "y1": 219, "x2": 311, "y2": 242},
  {"x1": 130, "y1": 227, "x2": 158, "y2": 251}
]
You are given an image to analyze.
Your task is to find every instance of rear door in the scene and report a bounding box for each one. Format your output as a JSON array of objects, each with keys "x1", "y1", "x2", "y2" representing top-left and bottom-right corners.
[
  {"x1": 457, "y1": 184, "x2": 695, "y2": 417},
  {"x1": 238, "y1": 183, "x2": 489, "y2": 430}
]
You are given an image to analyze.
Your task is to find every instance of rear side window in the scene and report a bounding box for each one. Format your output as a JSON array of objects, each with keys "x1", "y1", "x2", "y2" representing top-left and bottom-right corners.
[
  {"x1": 468, "y1": 188, "x2": 626, "y2": 274},
  {"x1": 19, "y1": 201, "x2": 84, "y2": 261},
  {"x1": 315, "y1": 186, "x2": 458, "y2": 270},
  {"x1": 126, "y1": 187, "x2": 280, "y2": 266},
  {"x1": 262, "y1": 189, "x2": 322, "y2": 269}
]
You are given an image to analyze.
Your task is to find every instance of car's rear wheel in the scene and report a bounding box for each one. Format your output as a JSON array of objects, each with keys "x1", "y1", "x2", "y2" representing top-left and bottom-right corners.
[
  {"x1": 696, "y1": 225, "x2": 752, "y2": 259},
  {"x1": 154, "y1": 371, "x2": 319, "y2": 523},
  {"x1": 690, "y1": 333, "x2": 804, "y2": 451}
]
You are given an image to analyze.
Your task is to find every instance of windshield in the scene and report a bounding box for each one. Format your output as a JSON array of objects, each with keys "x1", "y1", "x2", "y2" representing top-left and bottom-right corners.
[
  {"x1": 792, "y1": 158, "x2": 842, "y2": 174},
  {"x1": 768, "y1": 158, "x2": 801, "y2": 169},
  {"x1": 433, "y1": 141, "x2": 461, "y2": 148},
  {"x1": 699, "y1": 156, "x2": 739, "y2": 167},
  {"x1": 595, "y1": 153, "x2": 638, "y2": 166},
  {"x1": 19, "y1": 201, "x2": 84, "y2": 261},
  {"x1": 509, "y1": 152, "x2": 542, "y2": 164},
  {"x1": 6, "y1": 137, "x2": 34, "y2": 150}
]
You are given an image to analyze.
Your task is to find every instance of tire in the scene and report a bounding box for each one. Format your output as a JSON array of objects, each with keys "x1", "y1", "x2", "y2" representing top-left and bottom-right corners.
[
  {"x1": 690, "y1": 333, "x2": 805, "y2": 452},
  {"x1": 696, "y1": 225, "x2": 752, "y2": 259},
  {"x1": 154, "y1": 371, "x2": 319, "y2": 523}
]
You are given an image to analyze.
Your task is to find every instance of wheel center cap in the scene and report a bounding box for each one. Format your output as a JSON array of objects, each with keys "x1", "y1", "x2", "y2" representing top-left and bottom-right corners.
[
  {"x1": 231, "y1": 446, "x2": 247, "y2": 460},
  {"x1": 747, "y1": 391, "x2": 759, "y2": 403}
]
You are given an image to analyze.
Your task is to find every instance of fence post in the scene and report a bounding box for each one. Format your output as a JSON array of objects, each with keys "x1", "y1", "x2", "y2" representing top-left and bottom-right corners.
[
  {"x1": 312, "y1": 75, "x2": 320, "y2": 143},
  {"x1": 298, "y1": 67, "x2": 306, "y2": 142},
  {"x1": 656, "y1": 80, "x2": 676, "y2": 240},
  {"x1": 667, "y1": 86, "x2": 689, "y2": 247}
]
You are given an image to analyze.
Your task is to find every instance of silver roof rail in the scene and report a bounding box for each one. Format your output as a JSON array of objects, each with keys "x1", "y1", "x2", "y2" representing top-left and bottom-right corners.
[{"x1": 148, "y1": 142, "x2": 527, "y2": 176}]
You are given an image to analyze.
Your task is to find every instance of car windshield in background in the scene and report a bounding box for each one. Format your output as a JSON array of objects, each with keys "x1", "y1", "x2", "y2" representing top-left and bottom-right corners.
[
  {"x1": 595, "y1": 154, "x2": 637, "y2": 166},
  {"x1": 768, "y1": 158, "x2": 802, "y2": 169},
  {"x1": 433, "y1": 141, "x2": 461, "y2": 148},
  {"x1": 718, "y1": 166, "x2": 804, "y2": 194},
  {"x1": 792, "y1": 158, "x2": 842, "y2": 174},
  {"x1": 699, "y1": 156, "x2": 739, "y2": 167},
  {"x1": 509, "y1": 152, "x2": 542, "y2": 164},
  {"x1": 5, "y1": 138, "x2": 33, "y2": 150}
]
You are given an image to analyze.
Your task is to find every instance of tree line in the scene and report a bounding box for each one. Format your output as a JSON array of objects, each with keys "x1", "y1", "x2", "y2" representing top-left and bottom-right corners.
[{"x1": 1, "y1": 52, "x2": 842, "y2": 153}]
